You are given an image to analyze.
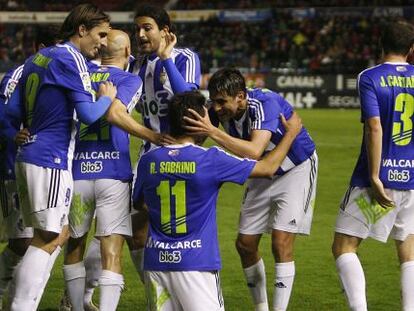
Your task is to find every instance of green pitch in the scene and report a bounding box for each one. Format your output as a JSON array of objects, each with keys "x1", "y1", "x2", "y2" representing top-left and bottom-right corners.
[{"x1": 23, "y1": 109, "x2": 402, "y2": 310}]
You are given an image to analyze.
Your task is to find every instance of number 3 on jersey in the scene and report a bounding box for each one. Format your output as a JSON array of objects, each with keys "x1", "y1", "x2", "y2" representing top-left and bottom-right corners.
[
  {"x1": 157, "y1": 180, "x2": 187, "y2": 234},
  {"x1": 392, "y1": 93, "x2": 414, "y2": 146}
]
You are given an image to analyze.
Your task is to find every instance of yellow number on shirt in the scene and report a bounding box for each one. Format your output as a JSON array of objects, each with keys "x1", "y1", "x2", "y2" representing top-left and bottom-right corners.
[{"x1": 392, "y1": 93, "x2": 414, "y2": 146}]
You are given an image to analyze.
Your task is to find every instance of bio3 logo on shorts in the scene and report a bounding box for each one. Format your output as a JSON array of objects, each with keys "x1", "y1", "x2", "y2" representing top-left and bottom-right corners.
[
  {"x1": 81, "y1": 161, "x2": 103, "y2": 174},
  {"x1": 159, "y1": 250, "x2": 182, "y2": 263}
]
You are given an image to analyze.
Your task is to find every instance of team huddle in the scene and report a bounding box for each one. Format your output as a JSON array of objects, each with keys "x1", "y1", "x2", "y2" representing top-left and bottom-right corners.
[{"x1": 0, "y1": 3, "x2": 413, "y2": 311}]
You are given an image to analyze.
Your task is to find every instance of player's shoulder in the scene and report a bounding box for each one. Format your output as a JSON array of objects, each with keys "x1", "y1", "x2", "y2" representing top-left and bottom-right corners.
[
  {"x1": 0, "y1": 64, "x2": 24, "y2": 98},
  {"x1": 52, "y1": 43, "x2": 89, "y2": 72},
  {"x1": 140, "y1": 145, "x2": 164, "y2": 160},
  {"x1": 358, "y1": 63, "x2": 393, "y2": 81},
  {"x1": 207, "y1": 145, "x2": 244, "y2": 160},
  {"x1": 247, "y1": 88, "x2": 283, "y2": 107},
  {"x1": 172, "y1": 47, "x2": 199, "y2": 60},
  {"x1": 110, "y1": 68, "x2": 142, "y2": 87},
  {"x1": 1, "y1": 64, "x2": 24, "y2": 86}
]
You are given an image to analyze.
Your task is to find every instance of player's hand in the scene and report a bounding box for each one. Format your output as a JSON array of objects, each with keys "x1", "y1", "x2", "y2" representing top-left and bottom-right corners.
[
  {"x1": 14, "y1": 128, "x2": 30, "y2": 146},
  {"x1": 157, "y1": 32, "x2": 177, "y2": 60},
  {"x1": 281, "y1": 112, "x2": 302, "y2": 137},
  {"x1": 370, "y1": 177, "x2": 395, "y2": 209},
  {"x1": 98, "y1": 81, "x2": 117, "y2": 102},
  {"x1": 151, "y1": 133, "x2": 177, "y2": 146},
  {"x1": 183, "y1": 106, "x2": 215, "y2": 136},
  {"x1": 160, "y1": 133, "x2": 177, "y2": 145}
]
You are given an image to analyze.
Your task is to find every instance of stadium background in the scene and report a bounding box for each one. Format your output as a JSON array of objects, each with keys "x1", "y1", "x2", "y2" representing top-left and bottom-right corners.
[{"x1": 0, "y1": 1, "x2": 411, "y2": 310}]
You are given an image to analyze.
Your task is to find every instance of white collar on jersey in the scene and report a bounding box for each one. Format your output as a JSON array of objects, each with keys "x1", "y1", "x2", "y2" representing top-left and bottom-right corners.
[
  {"x1": 165, "y1": 142, "x2": 195, "y2": 148},
  {"x1": 384, "y1": 61, "x2": 409, "y2": 65}
]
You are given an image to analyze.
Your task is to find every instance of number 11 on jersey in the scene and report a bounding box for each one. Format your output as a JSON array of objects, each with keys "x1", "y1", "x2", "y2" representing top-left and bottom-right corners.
[{"x1": 157, "y1": 180, "x2": 187, "y2": 234}]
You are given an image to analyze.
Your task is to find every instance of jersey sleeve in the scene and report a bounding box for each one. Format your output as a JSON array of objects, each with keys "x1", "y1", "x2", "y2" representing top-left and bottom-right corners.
[
  {"x1": 174, "y1": 49, "x2": 201, "y2": 88},
  {"x1": 358, "y1": 72, "x2": 379, "y2": 120},
  {"x1": 0, "y1": 65, "x2": 23, "y2": 101},
  {"x1": 116, "y1": 75, "x2": 143, "y2": 112},
  {"x1": 5, "y1": 83, "x2": 24, "y2": 122},
  {"x1": 0, "y1": 84, "x2": 21, "y2": 141},
  {"x1": 47, "y1": 51, "x2": 94, "y2": 104},
  {"x1": 212, "y1": 147, "x2": 256, "y2": 185},
  {"x1": 251, "y1": 92, "x2": 281, "y2": 133}
]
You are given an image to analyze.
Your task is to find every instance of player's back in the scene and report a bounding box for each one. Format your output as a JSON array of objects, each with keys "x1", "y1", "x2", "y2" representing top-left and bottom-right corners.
[
  {"x1": 73, "y1": 66, "x2": 142, "y2": 181},
  {"x1": 17, "y1": 43, "x2": 93, "y2": 170},
  {"x1": 351, "y1": 62, "x2": 414, "y2": 189},
  {"x1": 135, "y1": 143, "x2": 254, "y2": 271}
]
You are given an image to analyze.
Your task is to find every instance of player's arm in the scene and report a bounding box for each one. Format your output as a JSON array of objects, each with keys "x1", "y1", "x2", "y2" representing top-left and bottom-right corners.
[
  {"x1": 0, "y1": 98, "x2": 16, "y2": 140},
  {"x1": 1, "y1": 84, "x2": 30, "y2": 145},
  {"x1": 185, "y1": 106, "x2": 271, "y2": 159},
  {"x1": 105, "y1": 99, "x2": 164, "y2": 144},
  {"x1": 365, "y1": 117, "x2": 394, "y2": 208},
  {"x1": 358, "y1": 73, "x2": 394, "y2": 208},
  {"x1": 73, "y1": 81, "x2": 117, "y2": 125},
  {"x1": 250, "y1": 113, "x2": 302, "y2": 178},
  {"x1": 158, "y1": 32, "x2": 200, "y2": 93}
]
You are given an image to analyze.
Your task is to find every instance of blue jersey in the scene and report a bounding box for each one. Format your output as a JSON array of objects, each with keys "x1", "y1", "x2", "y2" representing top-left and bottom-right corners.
[
  {"x1": 350, "y1": 62, "x2": 414, "y2": 190},
  {"x1": 130, "y1": 48, "x2": 201, "y2": 150},
  {"x1": 0, "y1": 65, "x2": 23, "y2": 179},
  {"x1": 212, "y1": 88, "x2": 315, "y2": 175},
  {"x1": 133, "y1": 144, "x2": 255, "y2": 271},
  {"x1": 16, "y1": 42, "x2": 94, "y2": 170},
  {"x1": 72, "y1": 65, "x2": 142, "y2": 181}
]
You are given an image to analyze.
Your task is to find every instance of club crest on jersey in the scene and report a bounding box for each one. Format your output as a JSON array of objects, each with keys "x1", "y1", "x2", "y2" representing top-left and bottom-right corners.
[
  {"x1": 396, "y1": 66, "x2": 407, "y2": 72},
  {"x1": 160, "y1": 69, "x2": 167, "y2": 84},
  {"x1": 168, "y1": 149, "x2": 180, "y2": 156}
]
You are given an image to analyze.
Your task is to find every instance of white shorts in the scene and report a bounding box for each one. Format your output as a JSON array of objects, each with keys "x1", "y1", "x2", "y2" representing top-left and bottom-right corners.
[
  {"x1": 69, "y1": 179, "x2": 132, "y2": 238},
  {"x1": 15, "y1": 162, "x2": 72, "y2": 233},
  {"x1": 335, "y1": 186, "x2": 414, "y2": 242},
  {"x1": 144, "y1": 270, "x2": 224, "y2": 311},
  {"x1": 0, "y1": 178, "x2": 33, "y2": 239},
  {"x1": 239, "y1": 152, "x2": 318, "y2": 235}
]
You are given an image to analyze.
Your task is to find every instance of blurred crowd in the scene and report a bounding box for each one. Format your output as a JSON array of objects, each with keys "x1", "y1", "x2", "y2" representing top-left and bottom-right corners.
[
  {"x1": 177, "y1": 13, "x2": 387, "y2": 74},
  {"x1": 2, "y1": 0, "x2": 414, "y2": 10},
  {"x1": 1, "y1": 3, "x2": 412, "y2": 74},
  {"x1": 0, "y1": 13, "x2": 392, "y2": 74}
]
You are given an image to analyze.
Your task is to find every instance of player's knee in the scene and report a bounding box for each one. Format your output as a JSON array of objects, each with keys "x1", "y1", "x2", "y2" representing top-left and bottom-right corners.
[
  {"x1": 332, "y1": 233, "x2": 359, "y2": 259},
  {"x1": 331, "y1": 240, "x2": 341, "y2": 258},
  {"x1": 57, "y1": 227, "x2": 71, "y2": 246},
  {"x1": 8, "y1": 238, "x2": 32, "y2": 257},
  {"x1": 272, "y1": 238, "x2": 294, "y2": 261},
  {"x1": 37, "y1": 230, "x2": 59, "y2": 244},
  {"x1": 235, "y1": 238, "x2": 257, "y2": 258},
  {"x1": 102, "y1": 247, "x2": 121, "y2": 270}
]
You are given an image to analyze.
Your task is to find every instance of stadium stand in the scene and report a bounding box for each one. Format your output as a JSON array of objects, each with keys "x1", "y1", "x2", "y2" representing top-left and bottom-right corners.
[{"x1": 1, "y1": 4, "x2": 414, "y2": 74}]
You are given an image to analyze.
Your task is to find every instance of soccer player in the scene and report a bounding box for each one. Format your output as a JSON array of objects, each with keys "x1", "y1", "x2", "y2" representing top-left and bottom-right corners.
[
  {"x1": 0, "y1": 26, "x2": 57, "y2": 309},
  {"x1": 8, "y1": 4, "x2": 117, "y2": 310},
  {"x1": 332, "y1": 21, "x2": 414, "y2": 311},
  {"x1": 63, "y1": 29, "x2": 163, "y2": 311},
  {"x1": 184, "y1": 68, "x2": 318, "y2": 311},
  {"x1": 133, "y1": 90, "x2": 303, "y2": 311},
  {"x1": 128, "y1": 4, "x2": 201, "y2": 280},
  {"x1": 0, "y1": 64, "x2": 31, "y2": 311}
]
